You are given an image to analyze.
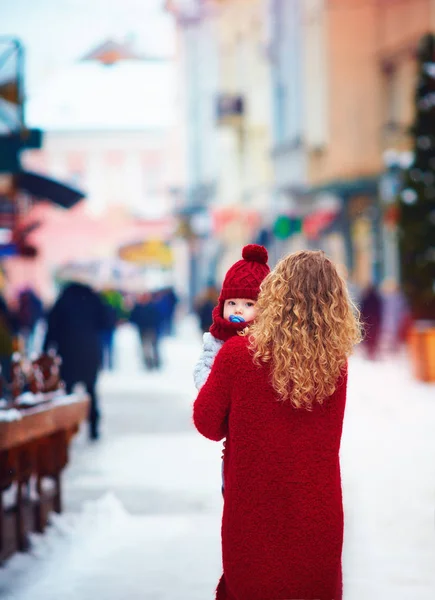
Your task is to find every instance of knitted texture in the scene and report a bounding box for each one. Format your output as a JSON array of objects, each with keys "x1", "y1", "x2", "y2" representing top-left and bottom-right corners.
[
  {"x1": 210, "y1": 244, "x2": 270, "y2": 341},
  {"x1": 193, "y1": 332, "x2": 224, "y2": 390},
  {"x1": 209, "y1": 304, "x2": 249, "y2": 342},
  {"x1": 219, "y1": 244, "x2": 270, "y2": 302},
  {"x1": 193, "y1": 335, "x2": 347, "y2": 600}
]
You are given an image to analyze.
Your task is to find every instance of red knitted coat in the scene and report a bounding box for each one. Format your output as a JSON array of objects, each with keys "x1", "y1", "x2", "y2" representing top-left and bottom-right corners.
[{"x1": 193, "y1": 335, "x2": 347, "y2": 600}]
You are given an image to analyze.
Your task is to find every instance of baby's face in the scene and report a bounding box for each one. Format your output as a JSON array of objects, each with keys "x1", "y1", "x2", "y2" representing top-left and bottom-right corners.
[{"x1": 223, "y1": 298, "x2": 257, "y2": 323}]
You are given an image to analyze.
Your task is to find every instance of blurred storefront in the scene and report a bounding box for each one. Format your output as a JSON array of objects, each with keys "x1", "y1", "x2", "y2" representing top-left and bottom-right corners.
[
  {"x1": 298, "y1": 0, "x2": 433, "y2": 287},
  {"x1": 167, "y1": 0, "x2": 273, "y2": 301},
  {"x1": 267, "y1": 0, "x2": 308, "y2": 263},
  {"x1": 166, "y1": 1, "x2": 221, "y2": 306},
  {"x1": 167, "y1": 0, "x2": 435, "y2": 294},
  {"x1": 170, "y1": 182, "x2": 217, "y2": 308},
  {"x1": 211, "y1": 204, "x2": 261, "y2": 281}
]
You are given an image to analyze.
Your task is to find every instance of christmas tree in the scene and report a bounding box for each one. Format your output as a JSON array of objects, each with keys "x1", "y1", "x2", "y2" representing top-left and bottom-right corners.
[{"x1": 398, "y1": 33, "x2": 435, "y2": 320}]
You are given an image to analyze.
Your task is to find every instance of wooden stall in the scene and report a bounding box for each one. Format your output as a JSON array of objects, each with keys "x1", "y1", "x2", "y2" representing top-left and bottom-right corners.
[{"x1": 0, "y1": 393, "x2": 88, "y2": 563}]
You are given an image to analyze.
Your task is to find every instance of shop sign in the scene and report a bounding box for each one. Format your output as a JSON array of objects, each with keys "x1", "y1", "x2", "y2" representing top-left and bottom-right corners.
[{"x1": 119, "y1": 239, "x2": 173, "y2": 267}]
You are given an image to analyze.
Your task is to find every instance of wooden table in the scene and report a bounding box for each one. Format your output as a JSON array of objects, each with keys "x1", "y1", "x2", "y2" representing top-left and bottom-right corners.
[{"x1": 0, "y1": 393, "x2": 89, "y2": 562}]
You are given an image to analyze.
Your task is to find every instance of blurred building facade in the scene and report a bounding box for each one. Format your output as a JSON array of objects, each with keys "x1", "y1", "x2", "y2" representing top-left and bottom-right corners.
[
  {"x1": 168, "y1": 0, "x2": 435, "y2": 299},
  {"x1": 166, "y1": 0, "x2": 220, "y2": 307},
  {"x1": 302, "y1": 0, "x2": 435, "y2": 290},
  {"x1": 213, "y1": 0, "x2": 273, "y2": 278},
  {"x1": 267, "y1": 0, "x2": 313, "y2": 261},
  {"x1": 167, "y1": 0, "x2": 273, "y2": 303},
  {"x1": 4, "y1": 46, "x2": 185, "y2": 302},
  {"x1": 24, "y1": 130, "x2": 173, "y2": 219}
]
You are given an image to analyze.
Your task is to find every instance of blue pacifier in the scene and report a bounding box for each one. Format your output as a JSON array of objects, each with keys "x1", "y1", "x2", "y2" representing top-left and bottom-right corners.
[{"x1": 229, "y1": 315, "x2": 245, "y2": 323}]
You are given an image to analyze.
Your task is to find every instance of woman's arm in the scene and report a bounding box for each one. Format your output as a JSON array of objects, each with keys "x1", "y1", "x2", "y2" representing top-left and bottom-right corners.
[{"x1": 193, "y1": 338, "x2": 237, "y2": 441}]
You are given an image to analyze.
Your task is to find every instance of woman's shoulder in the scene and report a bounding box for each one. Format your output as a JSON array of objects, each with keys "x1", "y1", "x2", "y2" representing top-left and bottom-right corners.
[
  {"x1": 221, "y1": 334, "x2": 251, "y2": 360},
  {"x1": 224, "y1": 334, "x2": 250, "y2": 349},
  {"x1": 212, "y1": 336, "x2": 251, "y2": 378}
]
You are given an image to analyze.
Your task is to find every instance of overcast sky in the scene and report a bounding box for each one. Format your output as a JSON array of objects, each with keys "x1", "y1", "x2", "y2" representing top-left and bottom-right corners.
[{"x1": 0, "y1": 0, "x2": 175, "y2": 95}]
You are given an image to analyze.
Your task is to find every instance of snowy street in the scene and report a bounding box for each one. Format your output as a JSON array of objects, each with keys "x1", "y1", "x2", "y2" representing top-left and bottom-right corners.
[{"x1": 1, "y1": 319, "x2": 435, "y2": 600}]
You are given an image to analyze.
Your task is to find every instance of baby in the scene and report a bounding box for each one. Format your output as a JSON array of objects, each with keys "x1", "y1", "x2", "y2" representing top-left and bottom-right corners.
[
  {"x1": 193, "y1": 244, "x2": 270, "y2": 493},
  {"x1": 194, "y1": 244, "x2": 269, "y2": 389}
]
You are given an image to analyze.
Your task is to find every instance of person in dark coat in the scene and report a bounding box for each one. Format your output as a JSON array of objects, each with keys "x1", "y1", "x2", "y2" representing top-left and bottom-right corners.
[
  {"x1": 0, "y1": 295, "x2": 15, "y2": 380},
  {"x1": 193, "y1": 251, "x2": 362, "y2": 600},
  {"x1": 360, "y1": 283, "x2": 383, "y2": 360},
  {"x1": 130, "y1": 293, "x2": 162, "y2": 370},
  {"x1": 44, "y1": 281, "x2": 110, "y2": 440},
  {"x1": 164, "y1": 287, "x2": 179, "y2": 336}
]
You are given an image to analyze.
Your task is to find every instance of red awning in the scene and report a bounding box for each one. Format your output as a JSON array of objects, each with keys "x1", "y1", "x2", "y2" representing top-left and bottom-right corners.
[{"x1": 303, "y1": 209, "x2": 338, "y2": 240}]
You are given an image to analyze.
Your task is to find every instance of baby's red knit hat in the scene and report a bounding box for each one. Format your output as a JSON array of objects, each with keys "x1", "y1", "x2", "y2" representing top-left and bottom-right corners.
[{"x1": 219, "y1": 244, "x2": 270, "y2": 302}]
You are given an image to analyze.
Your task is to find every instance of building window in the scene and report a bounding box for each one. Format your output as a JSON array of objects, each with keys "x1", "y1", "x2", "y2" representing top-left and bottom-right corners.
[{"x1": 381, "y1": 57, "x2": 415, "y2": 141}]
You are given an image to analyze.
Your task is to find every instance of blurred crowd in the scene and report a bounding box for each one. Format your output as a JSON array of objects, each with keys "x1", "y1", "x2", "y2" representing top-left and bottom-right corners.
[{"x1": 0, "y1": 282, "x2": 179, "y2": 439}]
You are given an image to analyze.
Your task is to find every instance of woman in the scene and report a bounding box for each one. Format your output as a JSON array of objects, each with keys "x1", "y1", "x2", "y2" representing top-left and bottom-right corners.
[{"x1": 193, "y1": 250, "x2": 361, "y2": 600}]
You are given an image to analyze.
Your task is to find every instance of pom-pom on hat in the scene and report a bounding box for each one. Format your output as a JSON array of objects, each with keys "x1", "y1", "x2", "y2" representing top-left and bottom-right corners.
[{"x1": 219, "y1": 244, "x2": 270, "y2": 302}]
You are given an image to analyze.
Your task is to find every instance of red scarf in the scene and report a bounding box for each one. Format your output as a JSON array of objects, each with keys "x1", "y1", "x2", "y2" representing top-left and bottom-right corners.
[{"x1": 209, "y1": 303, "x2": 251, "y2": 342}]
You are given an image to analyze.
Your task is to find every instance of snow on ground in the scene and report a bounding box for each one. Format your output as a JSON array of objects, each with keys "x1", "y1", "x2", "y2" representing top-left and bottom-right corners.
[
  {"x1": 1, "y1": 319, "x2": 435, "y2": 600},
  {"x1": 0, "y1": 495, "x2": 221, "y2": 600},
  {"x1": 342, "y1": 356, "x2": 435, "y2": 599}
]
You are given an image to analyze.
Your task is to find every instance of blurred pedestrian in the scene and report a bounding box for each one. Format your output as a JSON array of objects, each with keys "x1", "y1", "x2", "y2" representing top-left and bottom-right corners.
[
  {"x1": 164, "y1": 286, "x2": 179, "y2": 336},
  {"x1": 16, "y1": 287, "x2": 45, "y2": 356},
  {"x1": 130, "y1": 293, "x2": 162, "y2": 370},
  {"x1": 154, "y1": 287, "x2": 179, "y2": 337},
  {"x1": 44, "y1": 280, "x2": 111, "y2": 440},
  {"x1": 381, "y1": 279, "x2": 410, "y2": 354},
  {"x1": 193, "y1": 250, "x2": 362, "y2": 600},
  {"x1": 194, "y1": 283, "x2": 219, "y2": 334},
  {"x1": 360, "y1": 283, "x2": 383, "y2": 360},
  {"x1": 100, "y1": 288, "x2": 125, "y2": 370},
  {"x1": 0, "y1": 295, "x2": 15, "y2": 380}
]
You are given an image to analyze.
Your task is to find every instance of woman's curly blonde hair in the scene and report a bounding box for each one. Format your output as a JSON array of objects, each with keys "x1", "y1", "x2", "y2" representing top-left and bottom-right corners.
[{"x1": 248, "y1": 250, "x2": 362, "y2": 409}]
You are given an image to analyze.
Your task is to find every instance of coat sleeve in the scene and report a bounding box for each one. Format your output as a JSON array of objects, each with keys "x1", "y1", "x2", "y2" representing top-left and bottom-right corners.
[
  {"x1": 193, "y1": 333, "x2": 224, "y2": 390},
  {"x1": 193, "y1": 338, "x2": 237, "y2": 441}
]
